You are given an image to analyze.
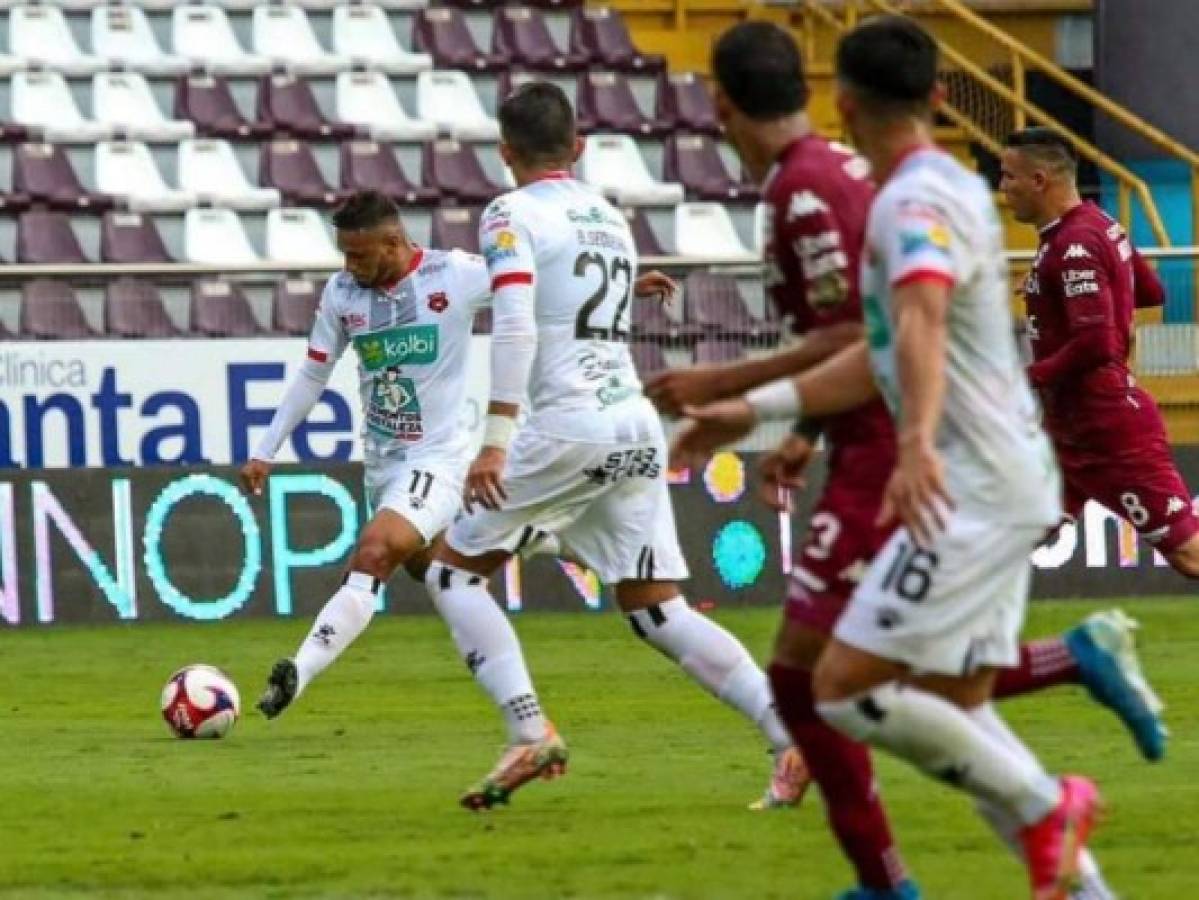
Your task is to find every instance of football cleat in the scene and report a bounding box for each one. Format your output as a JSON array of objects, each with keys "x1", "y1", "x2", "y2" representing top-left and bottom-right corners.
[
  {"x1": 256, "y1": 658, "x2": 299, "y2": 720},
  {"x1": 460, "y1": 723, "x2": 568, "y2": 811},
  {"x1": 749, "y1": 746, "x2": 811, "y2": 810},
  {"x1": 834, "y1": 879, "x2": 923, "y2": 899},
  {"x1": 1020, "y1": 776, "x2": 1101, "y2": 900},
  {"x1": 1065, "y1": 609, "x2": 1167, "y2": 761}
]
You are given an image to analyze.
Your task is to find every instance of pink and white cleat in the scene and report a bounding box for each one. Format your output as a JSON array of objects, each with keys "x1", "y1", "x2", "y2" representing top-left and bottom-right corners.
[
  {"x1": 1019, "y1": 776, "x2": 1102, "y2": 900},
  {"x1": 749, "y1": 746, "x2": 811, "y2": 810},
  {"x1": 460, "y1": 722, "x2": 569, "y2": 811}
]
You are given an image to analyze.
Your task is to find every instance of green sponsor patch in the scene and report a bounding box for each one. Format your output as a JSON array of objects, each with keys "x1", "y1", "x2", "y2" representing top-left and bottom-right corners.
[{"x1": 353, "y1": 325, "x2": 439, "y2": 371}]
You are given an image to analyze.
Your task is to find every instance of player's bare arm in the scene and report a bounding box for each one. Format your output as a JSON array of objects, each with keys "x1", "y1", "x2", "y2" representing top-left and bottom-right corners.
[
  {"x1": 633, "y1": 269, "x2": 679, "y2": 302},
  {"x1": 757, "y1": 433, "x2": 817, "y2": 511},
  {"x1": 465, "y1": 400, "x2": 517, "y2": 513}
]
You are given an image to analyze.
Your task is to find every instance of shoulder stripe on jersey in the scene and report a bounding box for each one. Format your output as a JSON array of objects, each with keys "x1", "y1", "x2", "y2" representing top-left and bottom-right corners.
[
  {"x1": 492, "y1": 272, "x2": 534, "y2": 290},
  {"x1": 307, "y1": 347, "x2": 329, "y2": 363},
  {"x1": 892, "y1": 269, "x2": 955, "y2": 291}
]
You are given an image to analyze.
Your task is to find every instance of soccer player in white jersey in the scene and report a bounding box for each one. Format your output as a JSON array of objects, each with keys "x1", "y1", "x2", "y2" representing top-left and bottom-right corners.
[
  {"x1": 673, "y1": 19, "x2": 1101, "y2": 899},
  {"x1": 423, "y1": 81, "x2": 802, "y2": 811},
  {"x1": 243, "y1": 190, "x2": 499, "y2": 718}
]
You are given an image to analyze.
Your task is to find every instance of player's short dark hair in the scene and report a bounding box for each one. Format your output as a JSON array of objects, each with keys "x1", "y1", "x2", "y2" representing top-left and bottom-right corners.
[
  {"x1": 836, "y1": 15, "x2": 939, "y2": 116},
  {"x1": 711, "y1": 21, "x2": 809, "y2": 119},
  {"x1": 498, "y1": 80, "x2": 576, "y2": 167},
  {"x1": 1005, "y1": 126, "x2": 1079, "y2": 177},
  {"x1": 331, "y1": 190, "x2": 399, "y2": 232}
]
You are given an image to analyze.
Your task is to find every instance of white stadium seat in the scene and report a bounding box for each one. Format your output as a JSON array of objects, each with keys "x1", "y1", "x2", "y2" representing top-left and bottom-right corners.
[
  {"x1": 252, "y1": 5, "x2": 352, "y2": 75},
  {"x1": 579, "y1": 134, "x2": 684, "y2": 207},
  {"x1": 415, "y1": 70, "x2": 500, "y2": 141},
  {"x1": 331, "y1": 4, "x2": 432, "y2": 74},
  {"x1": 178, "y1": 138, "x2": 282, "y2": 211},
  {"x1": 184, "y1": 207, "x2": 260, "y2": 265},
  {"x1": 753, "y1": 201, "x2": 768, "y2": 254},
  {"x1": 335, "y1": 72, "x2": 437, "y2": 142},
  {"x1": 92, "y1": 5, "x2": 191, "y2": 76},
  {"x1": 374, "y1": 0, "x2": 430, "y2": 8},
  {"x1": 674, "y1": 202, "x2": 755, "y2": 259},
  {"x1": 172, "y1": 5, "x2": 271, "y2": 76},
  {"x1": 95, "y1": 141, "x2": 197, "y2": 214},
  {"x1": 11, "y1": 71, "x2": 113, "y2": 144},
  {"x1": 93, "y1": 73, "x2": 197, "y2": 143},
  {"x1": 10, "y1": 4, "x2": 106, "y2": 75},
  {"x1": 265, "y1": 208, "x2": 340, "y2": 266}
]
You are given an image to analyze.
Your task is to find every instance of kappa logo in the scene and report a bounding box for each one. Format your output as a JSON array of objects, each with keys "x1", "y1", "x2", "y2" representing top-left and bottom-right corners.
[
  {"x1": 427, "y1": 291, "x2": 449, "y2": 313},
  {"x1": 1166, "y1": 495, "x2": 1187, "y2": 516},
  {"x1": 786, "y1": 190, "x2": 829, "y2": 221},
  {"x1": 1063, "y1": 243, "x2": 1092, "y2": 260}
]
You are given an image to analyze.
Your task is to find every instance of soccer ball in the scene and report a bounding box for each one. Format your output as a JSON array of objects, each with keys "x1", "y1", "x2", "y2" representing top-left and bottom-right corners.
[{"x1": 160, "y1": 665, "x2": 241, "y2": 739}]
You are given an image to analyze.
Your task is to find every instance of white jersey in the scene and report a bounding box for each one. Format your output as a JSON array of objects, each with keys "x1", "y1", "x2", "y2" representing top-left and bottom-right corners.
[
  {"x1": 860, "y1": 148, "x2": 1059, "y2": 524},
  {"x1": 479, "y1": 175, "x2": 652, "y2": 444},
  {"x1": 309, "y1": 248, "x2": 489, "y2": 468}
]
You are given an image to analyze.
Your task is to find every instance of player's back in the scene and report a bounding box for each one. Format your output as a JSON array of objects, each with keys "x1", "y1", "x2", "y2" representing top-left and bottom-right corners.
[{"x1": 480, "y1": 176, "x2": 652, "y2": 444}]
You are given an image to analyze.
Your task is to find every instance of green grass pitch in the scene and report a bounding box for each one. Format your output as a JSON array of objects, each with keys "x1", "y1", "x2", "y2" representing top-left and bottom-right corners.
[{"x1": 2, "y1": 599, "x2": 1197, "y2": 899}]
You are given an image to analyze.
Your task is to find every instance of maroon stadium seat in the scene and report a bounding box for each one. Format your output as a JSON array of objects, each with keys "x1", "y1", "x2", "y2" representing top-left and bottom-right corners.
[
  {"x1": 430, "y1": 206, "x2": 482, "y2": 253},
  {"x1": 632, "y1": 296, "x2": 704, "y2": 346},
  {"x1": 413, "y1": 8, "x2": 504, "y2": 72},
  {"x1": 100, "y1": 211, "x2": 174, "y2": 264},
  {"x1": 261, "y1": 139, "x2": 352, "y2": 208},
  {"x1": 630, "y1": 340, "x2": 668, "y2": 379},
  {"x1": 340, "y1": 141, "x2": 439, "y2": 206},
  {"x1": 492, "y1": 7, "x2": 586, "y2": 72},
  {"x1": 105, "y1": 278, "x2": 181, "y2": 338},
  {"x1": 257, "y1": 74, "x2": 358, "y2": 140},
  {"x1": 435, "y1": 0, "x2": 504, "y2": 8},
  {"x1": 422, "y1": 140, "x2": 503, "y2": 205},
  {"x1": 656, "y1": 71, "x2": 721, "y2": 135},
  {"x1": 685, "y1": 272, "x2": 781, "y2": 345},
  {"x1": 693, "y1": 338, "x2": 745, "y2": 366},
  {"x1": 17, "y1": 211, "x2": 89, "y2": 264},
  {"x1": 620, "y1": 206, "x2": 664, "y2": 257},
  {"x1": 273, "y1": 277, "x2": 320, "y2": 335},
  {"x1": 13, "y1": 143, "x2": 115, "y2": 212},
  {"x1": 576, "y1": 72, "x2": 669, "y2": 136},
  {"x1": 663, "y1": 134, "x2": 759, "y2": 203},
  {"x1": 525, "y1": 0, "x2": 584, "y2": 7},
  {"x1": 570, "y1": 7, "x2": 664, "y2": 73},
  {"x1": 191, "y1": 280, "x2": 264, "y2": 337},
  {"x1": 175, "y1": 73, "x2": 274, "y2": 140},
  {"x1": 20, "y1": 279, "x2": 98, "y2": 339}
]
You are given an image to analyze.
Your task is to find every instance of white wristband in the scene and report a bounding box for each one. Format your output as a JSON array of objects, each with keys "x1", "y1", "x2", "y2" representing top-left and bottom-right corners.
[
  {"x1": 745, "y1": 378, "x2": 803, "y2": 423},
  {"x1": 482, "y1": 413, "x2": 518, "y2": 450}
]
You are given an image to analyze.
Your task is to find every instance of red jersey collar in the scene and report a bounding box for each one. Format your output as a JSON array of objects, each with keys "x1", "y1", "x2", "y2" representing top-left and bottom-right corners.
[{"x1": 380, "y1": 247, "x2": 424, "y2": 294}]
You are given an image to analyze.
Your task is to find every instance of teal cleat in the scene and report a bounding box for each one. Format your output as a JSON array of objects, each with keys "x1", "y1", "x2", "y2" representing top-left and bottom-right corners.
[
  {"x1": 835, "y1": 881, "x2": 922, "y2": 900},
  {"x1": 1065, "y1": 609, "x2": 1167, "y2": 762}
]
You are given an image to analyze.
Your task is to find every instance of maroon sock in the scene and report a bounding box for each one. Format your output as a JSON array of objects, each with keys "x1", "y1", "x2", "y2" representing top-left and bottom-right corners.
[
  {"x1": 767, "y1": 662, "x2": 908, "y2": 890},
  {"x1": 992, "y1": 637, "x2": 1080, "y2": 699}
]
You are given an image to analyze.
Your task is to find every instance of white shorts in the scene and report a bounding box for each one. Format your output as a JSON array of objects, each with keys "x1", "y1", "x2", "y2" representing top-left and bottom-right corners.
[
  {"x1": 834, "y1": 510, "x2": 1044, "y2": 676},
  {"x1": 446, "y1": 426, "x2": 689, "y2": 585},
  {"x1": 365, "y1": 458, "x2": 462, "y2": 544}
]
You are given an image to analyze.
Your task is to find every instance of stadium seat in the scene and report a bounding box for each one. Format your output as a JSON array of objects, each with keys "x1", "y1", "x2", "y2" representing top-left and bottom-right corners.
[
  {"x1": 93, "y1": 73, "x2": 197, "y2": 143},
  {"x1": 569, "y1": 7, "x2": 664, "y2": 73},
  {"x1": 171, "y1": 5, "x2": 271, "y2": 76},
  {"x1": 415, "y1": 71, "x2": 501, "y2": 141},
  {"x1": 630, "y1": 340, "x2": 668, "y2": 379},
  {"x1": 693, "y1": 338, "x2": 745, "y2": 365},
  {"x1": 579, "y1": 134, "x2": 683, "y2": 206},
  {"x1": 673, "y1": 202, "x2": 753, "y2": 259},
  {"x1": 91, "y1": 5, "x2": 190, "y2": 76},
  {"x1": 413, "y1": 7, "x2": 503, "y2": 72},
  {"x1": 684, "y1": 272, "x2": 781, "y2": 345},
  {"x1": 9, "y1": 5, "x2": 106, "y2": 75},
  {"x1": 175, "y1": 74, "x2": 275, "y2": 140},
  {"x1": 20, "y1": 280, "x2": 98, "y2": 339},
  {"x1": 577, "y1": 72, "x2": 669, "y2": 137},
  {"x1": 100, "y1": 211, "x2": 175, "y2": 263},
  {"x1": 430, "y1": 206, "x2": 481, "y2": 253},
  {"x1": 183, "y1": 207, "x2": 260, "y2": 264},
  {"x1": 335, "y1": 72, "x2": 437, "y2": 142},
  {"x1": 656, "y1": 72, "x2": 721, "y2": 135},
  {"x1": 620, "y1": 205, "x2": 664, "y2": 257},
  {"x1": 105, "y1": 278, "x2": 181, "y2": 338},
  {"x1": 272, "y1": 277, "x2": 320, "y2": 334},
  {"x1": 13, "y1": 143, "x2": 115, "y2": 213},
  {"x1": 492, "y1": 7, "x2": 587, "y2": 72},
  {"x1": 265, "y1": 207, "x2": 340, "y2": 265},
  {"x1": 663, "y1": 135, "x2": 758, "y2": 203},
  {"x1": 17, "y1": 211, "x2": 89, "y2": 264},
  {"x1": 259, "y1": 73, "x2": 359, "y2": 140},
  {"x1": 422, "y1": 140, "x2": 503, "y2": 205},
  {"x1": 753, "y1": 201, "x2": 768, "y2": 254},
  {"x1": 340, "y1": 141, "x2": 440, "y2": 205},
  {"x1": 191, "y1": 279, "x2": 264, "y2": 337},
  {"x1": 179, "y1": 138, "x2": 282, "y2": 210},
  {"x1": 12, "y1": 71, "x2": 112, "y2": 144},
  {"x1": 331, "y1": 4, "x2": 433, "y2": 74},
  {"x1": 631, "y1": 296, "x2": 704, "y2": 346},
  {"x1": 95, "y1": 141, "x2": 196, "y2": 213},
  {"x1": 251, "y1": 4, "x2": 352, "y2": 75},
  {"x1": 261, "y1": 140, "x2": 351, "y2": 208}
]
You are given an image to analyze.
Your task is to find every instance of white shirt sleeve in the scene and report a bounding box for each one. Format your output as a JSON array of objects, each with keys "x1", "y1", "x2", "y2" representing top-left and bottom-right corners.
[
  {"x1": 450, "y1": 249, "x2": 493, "y2": 312},
  {"x1": 479, "y1": 197, "x2": 538, "y2": 407},
  {"x1": 880, "y1": 194, "x2": 963, "y2": 289}
]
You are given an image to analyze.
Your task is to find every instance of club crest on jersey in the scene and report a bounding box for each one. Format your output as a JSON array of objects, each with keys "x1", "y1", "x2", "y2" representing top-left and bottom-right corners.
[
  {"x1": 427, "y1": 291, "x2": 449, "y2": 313},
  {"x1": 366, "y1": 367, "x2": 424, "y2": 441},
  {"x1": 340, "y1": 312, "x2": 367, "y2": 330},
  {"x1": 1063, "y1": 243, "x2": 1092, "y2": 260},
  {"x1": 353, "y1": 325, "x2": 439, "y2": 371}
]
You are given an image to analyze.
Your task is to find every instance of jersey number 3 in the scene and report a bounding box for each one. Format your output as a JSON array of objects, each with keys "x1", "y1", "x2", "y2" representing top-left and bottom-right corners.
[{"x1": 574, "y1": 252, "x2": 632, "y2": 340}]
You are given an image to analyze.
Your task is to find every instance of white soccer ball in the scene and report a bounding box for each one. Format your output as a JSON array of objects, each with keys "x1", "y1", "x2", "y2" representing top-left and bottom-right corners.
[{"x1": 160, "y1": 664, "x2": 241, "y2": 739}]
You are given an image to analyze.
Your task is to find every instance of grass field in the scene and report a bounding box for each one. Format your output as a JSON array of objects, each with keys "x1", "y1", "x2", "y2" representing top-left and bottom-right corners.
[{"x1": 2, "y1": 599, "x2": 1197, "y2": 899}]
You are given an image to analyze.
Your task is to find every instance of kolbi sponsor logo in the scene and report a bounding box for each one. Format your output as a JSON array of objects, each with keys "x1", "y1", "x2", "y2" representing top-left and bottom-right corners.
[{"x1": 353, "y1": 325, "x2": 440, "y2": 371}]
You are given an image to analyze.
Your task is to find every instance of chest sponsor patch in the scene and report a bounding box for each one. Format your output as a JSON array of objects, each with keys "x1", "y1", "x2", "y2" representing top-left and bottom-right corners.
[
  {"x1": 366, "y1": 367, "x2": 423, "y2": 441},
  {"x1": 353, "y1": 325, "x2": 439, "y2": 372}
]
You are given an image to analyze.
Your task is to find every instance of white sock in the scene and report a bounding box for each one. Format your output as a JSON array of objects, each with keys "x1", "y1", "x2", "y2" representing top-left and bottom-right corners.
[
  {"x1": 426, "y1": 561, "x2": 546, "y2": 744},
  {"x1": 628, "y1": 597, "x2": 791, "y2": 751},
  {"x1": 293, "y1": 572, "x2": 378, "y2": 695},
  {"x1": 818, "y1": 683, "x2": 1061, "y2": 825}
]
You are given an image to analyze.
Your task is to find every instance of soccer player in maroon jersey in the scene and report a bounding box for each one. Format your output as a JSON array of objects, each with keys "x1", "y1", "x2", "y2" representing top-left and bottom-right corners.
[{"x1": 1001, "y1": 127, "x2": 1199, "y2": 585}]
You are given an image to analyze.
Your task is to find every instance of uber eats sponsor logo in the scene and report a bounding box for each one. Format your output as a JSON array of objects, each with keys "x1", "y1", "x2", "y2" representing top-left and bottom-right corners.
[{"x1": 353, "y1": 325, "x2": 440, "y2": 372}]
